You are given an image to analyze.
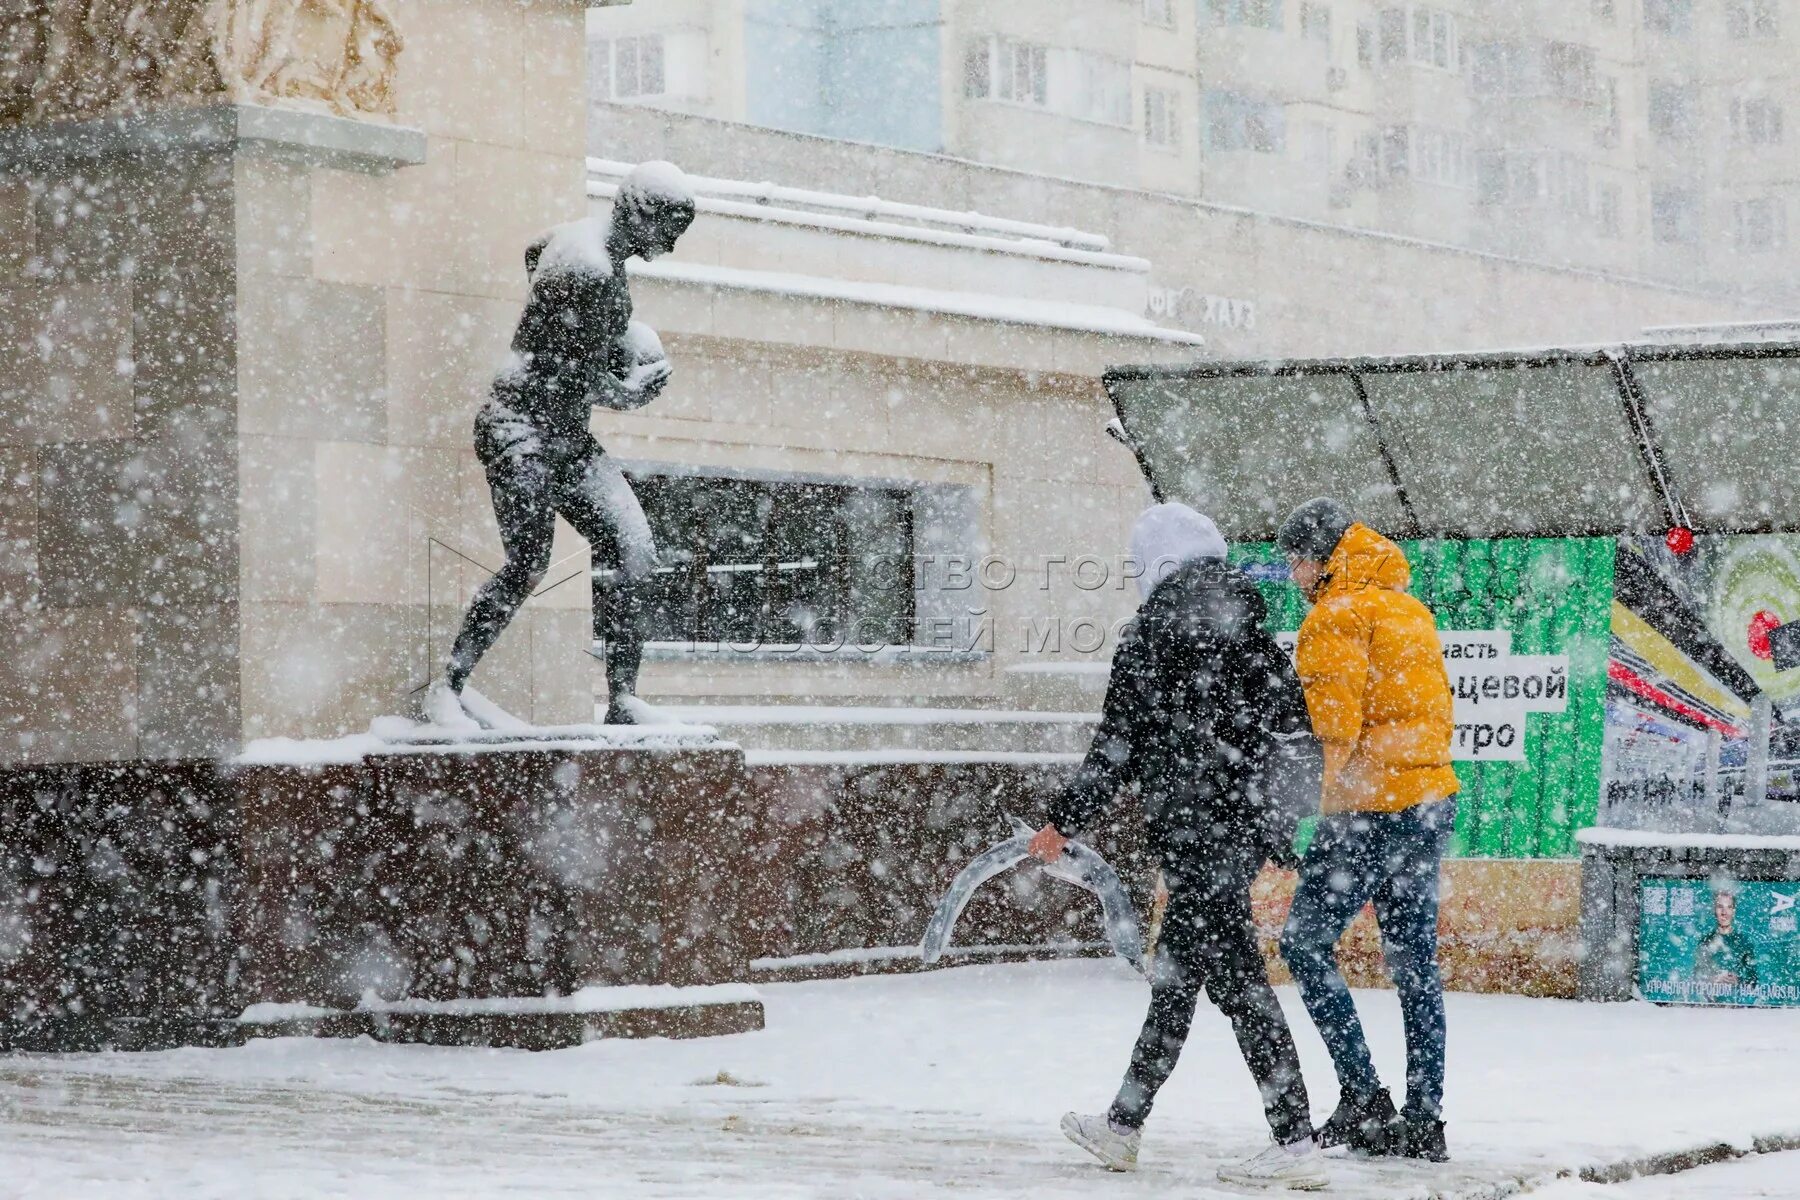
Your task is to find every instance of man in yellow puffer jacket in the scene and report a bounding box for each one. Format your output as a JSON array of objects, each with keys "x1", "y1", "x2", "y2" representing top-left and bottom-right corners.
[{"x1": 1274, "y1": 499, "x2": 1459, "y2": 1164}]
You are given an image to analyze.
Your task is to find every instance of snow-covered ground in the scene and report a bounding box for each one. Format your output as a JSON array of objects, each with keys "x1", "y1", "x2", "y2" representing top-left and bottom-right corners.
[
  {"x1": 3, "y1": 960, "x2": 1797, "y2": 1199},
  {"x1": 1534, "y1": 1152, "x2": 1800, "y2": 1199}
]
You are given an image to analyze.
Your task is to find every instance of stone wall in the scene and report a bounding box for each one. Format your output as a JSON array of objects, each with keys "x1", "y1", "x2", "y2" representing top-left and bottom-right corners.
[
  {"x1": 0, "y1": 747, "x2": 1581, "y2": 1051},
  {"x1": 235, "y1": 0, "x2": 596, "y2": 739},
  {"x1": 1, "y1": 1, "x2": 597, "y2": 765}
]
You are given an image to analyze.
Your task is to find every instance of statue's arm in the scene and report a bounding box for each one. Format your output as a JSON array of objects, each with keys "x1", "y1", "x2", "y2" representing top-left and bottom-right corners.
[{"x1": 589, "y1": 357, "x2": 671, "y2": 412}]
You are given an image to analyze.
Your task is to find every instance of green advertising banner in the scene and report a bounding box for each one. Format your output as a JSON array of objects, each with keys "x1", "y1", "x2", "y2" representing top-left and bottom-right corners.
[
  {"x1": 1638, "y1": 877, "x2": 1800, "y2": 1008},
  {"x1": 1235, "y1": 537, "x2": 1616, "y2": 860}
]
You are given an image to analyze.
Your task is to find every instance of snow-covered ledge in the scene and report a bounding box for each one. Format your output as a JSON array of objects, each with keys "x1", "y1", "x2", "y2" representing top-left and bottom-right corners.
[
  {"x1": 0, "y1": 104, "x2": 426, "y2": 174},
  {"x1": 1577, "y1": 827, "x2": 1800, "y2": 853},
  {"x1": 590, "y1": 156, "x2": 1205, "y2": 367}
]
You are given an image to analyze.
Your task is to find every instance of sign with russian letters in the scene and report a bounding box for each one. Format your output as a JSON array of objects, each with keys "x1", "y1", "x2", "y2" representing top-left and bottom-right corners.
[
  {"x1": 1440, "y1": 631, "x2": 1571, "y2": 762},
  {"x1": 1276, "y1": 629, "x2": 1570, "y2": 762}
]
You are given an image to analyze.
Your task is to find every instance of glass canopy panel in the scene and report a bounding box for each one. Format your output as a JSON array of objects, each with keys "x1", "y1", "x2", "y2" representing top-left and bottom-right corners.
[
  {"x1": 1360, "y1": 361, "x2": 1662, "y2": 537},
  {"x1": 1110, "y1": 373, "x2": 1406, "y2": 541},
  {"x1": 1632, "y1": 354, "x2": 1800, "y2": 532}
]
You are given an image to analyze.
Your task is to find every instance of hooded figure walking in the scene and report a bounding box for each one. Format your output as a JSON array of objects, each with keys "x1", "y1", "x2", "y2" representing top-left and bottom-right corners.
[
  {"x1": 423, "y1": 161, "x2": 696, "y2": 732},
  {"x1": 1030, "y1": 503, "x2": 1328, "y2": 1191}
]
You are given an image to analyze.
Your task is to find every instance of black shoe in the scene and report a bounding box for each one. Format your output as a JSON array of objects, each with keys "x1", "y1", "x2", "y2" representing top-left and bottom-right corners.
[
  {"x1": 1316, "y1": 1088, "x2": 1399, "y2": 1155},
  {"x1": 1396, "y1": 1113, "x2": 1448, "y2": 1162}
]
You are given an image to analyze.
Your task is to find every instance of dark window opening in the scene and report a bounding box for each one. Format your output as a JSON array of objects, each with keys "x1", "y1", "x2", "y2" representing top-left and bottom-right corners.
[{"x1": 598, "y1": 473, "x2": 917, "y2": 648}]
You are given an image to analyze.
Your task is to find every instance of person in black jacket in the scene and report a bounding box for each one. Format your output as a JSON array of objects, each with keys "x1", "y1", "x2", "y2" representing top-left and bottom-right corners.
[{"x1": 1030, "y1": 503, "x2": 1326, "y2": 1191}]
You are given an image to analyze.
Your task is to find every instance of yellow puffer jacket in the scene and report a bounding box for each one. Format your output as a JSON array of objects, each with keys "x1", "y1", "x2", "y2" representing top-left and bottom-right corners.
[{"x1": 1294, "y1": 523, "x2": 1460, "y2": 815}]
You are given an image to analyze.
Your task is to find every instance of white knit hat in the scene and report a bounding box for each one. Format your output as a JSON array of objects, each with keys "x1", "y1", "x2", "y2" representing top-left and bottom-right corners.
[{"x1": 1130, "y1": 502, "x2": 1227, "y2": 599}]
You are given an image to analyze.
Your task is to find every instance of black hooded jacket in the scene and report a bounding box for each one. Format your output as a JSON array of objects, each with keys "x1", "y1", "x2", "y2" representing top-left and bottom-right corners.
[{"x1": 1047, "y1": 557, "x2": 1318, "y2": 869}]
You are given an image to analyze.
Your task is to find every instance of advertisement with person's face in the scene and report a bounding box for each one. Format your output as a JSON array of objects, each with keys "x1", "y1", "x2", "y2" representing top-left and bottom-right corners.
[{"x1": 1639, "y1": 876, "x2": 1800, "y2": 1007}]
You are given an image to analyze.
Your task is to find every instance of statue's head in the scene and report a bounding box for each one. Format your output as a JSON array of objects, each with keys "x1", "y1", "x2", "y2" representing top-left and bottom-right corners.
[{"x1": 614, "y1": 161, "x2": 696, "y2": 261}]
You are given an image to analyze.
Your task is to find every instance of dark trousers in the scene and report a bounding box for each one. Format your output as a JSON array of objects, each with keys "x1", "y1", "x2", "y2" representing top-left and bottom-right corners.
[
  {"x1": 1108, "y1": 855, "x2": 1312, "y2": 1144},
  {"x1": 1279, "y1": 799, "x2": 1456, "y2": 1121},
  {"x1": 448, "y1": 400, "x2": 656, "y2": 695}
]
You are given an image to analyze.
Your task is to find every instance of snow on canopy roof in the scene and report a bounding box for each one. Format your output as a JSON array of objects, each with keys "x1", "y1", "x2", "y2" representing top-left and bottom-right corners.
[{"x1": 1105, "y1": 339, "x2": 1800, "y2": 541}]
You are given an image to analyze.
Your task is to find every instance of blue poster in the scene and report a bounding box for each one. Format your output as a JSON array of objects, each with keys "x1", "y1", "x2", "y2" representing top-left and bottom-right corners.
[{"x1": 1638, "y1": 877, "x2": 1800, "y2": 1007}]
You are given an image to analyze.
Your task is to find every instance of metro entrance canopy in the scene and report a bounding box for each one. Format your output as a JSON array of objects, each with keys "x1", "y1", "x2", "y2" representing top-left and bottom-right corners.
[{"x1": 1103, "y1": 340, "x2": 1800, "y2": 543}]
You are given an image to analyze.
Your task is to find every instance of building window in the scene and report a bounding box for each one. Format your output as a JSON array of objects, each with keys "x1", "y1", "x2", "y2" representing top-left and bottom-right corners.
[
  {"x1": 1144, "y1": 86, "x2": 1182, "y2": 149},
  {"x1": 998, "y1": 38, "x2": 1049, "y2": 106},
  {"x1": 1543, "y1": 153, "x2": 1591, "y2": 215},
  {"x1": 592, "y1": 34, "x2": 666, "y2": 101},
  {"x1": 1298, "y1": 120, "x2": 1336, "y2": 181},
  {"x1": 1380, "y1": 124, "x2": 1411, "y2": 179},
  {"x1": 1413, "y1": 126, "x2": 1473, "y2": 187},
  {"x1": 1379, "y1": 6, "x2": 1457, "y2": 70},
  {"x1": 1545, "y1": 42, "x2": 1596, "y2": 105},
  {"x1": 1651, "y1": 187, "x2": 1700, "y2": 244},
  {"x1": 1731, "y1": 97, "x2": 1785, "y2": 145},
  {"x1": 1206, "y1": 90, "x2": 1286, "y2": 152},
  {"x1": 962, "y1": 40, "x2": 991, "y2": 99},
  {"x1": 1736, "y1": 198, "x2": 1788, "y2": 249},
  {"x1": 1726, "y1": 0, "x2": 1779, "y2": 39},
  {"x1": 1643, "y1": 0, "x2": 1693, "y2": 37},
  {"x1": 1142, "y1": 0, "x2": 1177, "y2": 27},
  {"x1": 964, "y1": 39, "x2": 1127, "y2": 125},
  {"x1": 1648, "y1": 81, "x2": 1696, "y2": 144},
  {"x1": 1073, "y1": 52, "x2": 1133, "y2": 126},
  {"x1": 1597, "y1": 76, "x2": 1622, "y2": 147},
  {"x1": 1474, "y1": 150, "x2": 1591, "y2": 211},
  {"x1": 1207, "y1": 0, "x2": 1284, "y2": 31},
  {"x1": 1592, "y1": 0, "x2": 1616, "y2": 22},
  {"x1": 1357, "y1": 21, "x2": 1376, "y2": 66},
  {"x1": 614, "y1": 473, "x2": 916, "y2": 650},
  {"x1": 964, "y1": 37, "x2": 1050, "y2": 106},
  {"x1": 1595, "y1": 180, "x2": 1623, "y2": 237},
  {"x1": 1412, "y1": 7, "x2": 1458, "y2": 69},
  {"x1": 1300, "y1": 2, "x2": 1332, "y2": 45}
]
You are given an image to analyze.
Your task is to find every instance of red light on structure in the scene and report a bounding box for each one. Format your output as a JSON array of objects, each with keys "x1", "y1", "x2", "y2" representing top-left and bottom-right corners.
[
  {"x1": 1665, "y1": 526, "x2": 1696, "y2": 556},
  {"x1": 1749, "y1": 610, "x2": 1781, "y2": 661}
]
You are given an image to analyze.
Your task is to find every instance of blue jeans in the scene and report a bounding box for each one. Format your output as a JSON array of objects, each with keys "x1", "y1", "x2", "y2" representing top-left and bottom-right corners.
[{"x1": 1279, "y1": 799, "x2": 1456, "y2": 1120}]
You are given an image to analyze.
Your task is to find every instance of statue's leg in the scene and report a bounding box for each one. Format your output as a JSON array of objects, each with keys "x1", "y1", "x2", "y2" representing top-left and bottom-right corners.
[
  {"x1": 561, "y1": 445, "x2": 658, "y2": 720},
  {"x1": 445, "y1": 413, "x2": 558, "y2": 693}
]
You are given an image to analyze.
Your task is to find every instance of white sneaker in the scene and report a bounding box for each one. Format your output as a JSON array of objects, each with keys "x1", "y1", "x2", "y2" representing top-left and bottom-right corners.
[
  {"x1": 420, "y1": 679, "x2": 481, "y2": 736},
  {"x1": 457, "y1": 686, "x2": 530, "y2": 732},
  {"x1": 1216, "y1": 1139, "x2": 1330, "y2": 1191},
  {"x1": 1060, "y1": 1112, "x2": 1140, "y2": 1172}
]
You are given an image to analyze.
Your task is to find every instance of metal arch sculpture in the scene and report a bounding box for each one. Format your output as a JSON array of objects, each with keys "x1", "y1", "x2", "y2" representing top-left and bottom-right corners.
[{"x1": 920, "y1": 816, "x2": 1146, "y2": 977}]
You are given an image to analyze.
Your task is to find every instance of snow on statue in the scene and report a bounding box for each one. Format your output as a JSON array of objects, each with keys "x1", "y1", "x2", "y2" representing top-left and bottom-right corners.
[{"x1": 423, "y1": 161, "x2": 698, "y2": 733}]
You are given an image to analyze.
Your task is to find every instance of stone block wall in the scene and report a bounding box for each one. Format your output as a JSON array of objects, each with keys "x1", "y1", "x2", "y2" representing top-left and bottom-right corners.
[
  {"x1": 1, "y1": 1, "x2": 601, "y2": 764},
  {"x1": 0, "y1": 153, "x2": 242, "y2": 764},
  {"x1": 0, "y1": 746, "x2": 1584, "y2": 1051}
]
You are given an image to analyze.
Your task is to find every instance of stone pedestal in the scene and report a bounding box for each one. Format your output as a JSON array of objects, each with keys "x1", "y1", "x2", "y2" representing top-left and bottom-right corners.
[
  {"x1": 1, "y1": 1, "x2": 601, "y2": 769},
  {"x1": 0, "y1": 738, "x2": 764, "y2": 1052},
  {"x1": 237, "y1": 739, "x2": 757, "y2": 1005}
]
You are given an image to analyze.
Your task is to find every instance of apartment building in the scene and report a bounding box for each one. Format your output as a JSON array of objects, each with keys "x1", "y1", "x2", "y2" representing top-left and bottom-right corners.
[{"x1": 586, "y1": 0, "x2": 1799, "y2": 304}]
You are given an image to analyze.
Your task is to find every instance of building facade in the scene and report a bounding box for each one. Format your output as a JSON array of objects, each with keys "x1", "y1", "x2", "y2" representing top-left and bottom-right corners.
[
  {"x1": 585, "y1": 106, "x2": 1766, "y2": 727},
  {"x1": 587, "y1": 0, "x2": 1800, "y2": 306}
]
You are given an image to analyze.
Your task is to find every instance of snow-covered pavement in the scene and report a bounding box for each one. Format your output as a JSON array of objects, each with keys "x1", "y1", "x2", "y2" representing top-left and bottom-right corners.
[
  {"x1": 1533, "y1": 1152, "x2": 1800, "y2": 1199},
  {"x1": 3, "y1": 960, "x2": 1797, "y2": 1199}
]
